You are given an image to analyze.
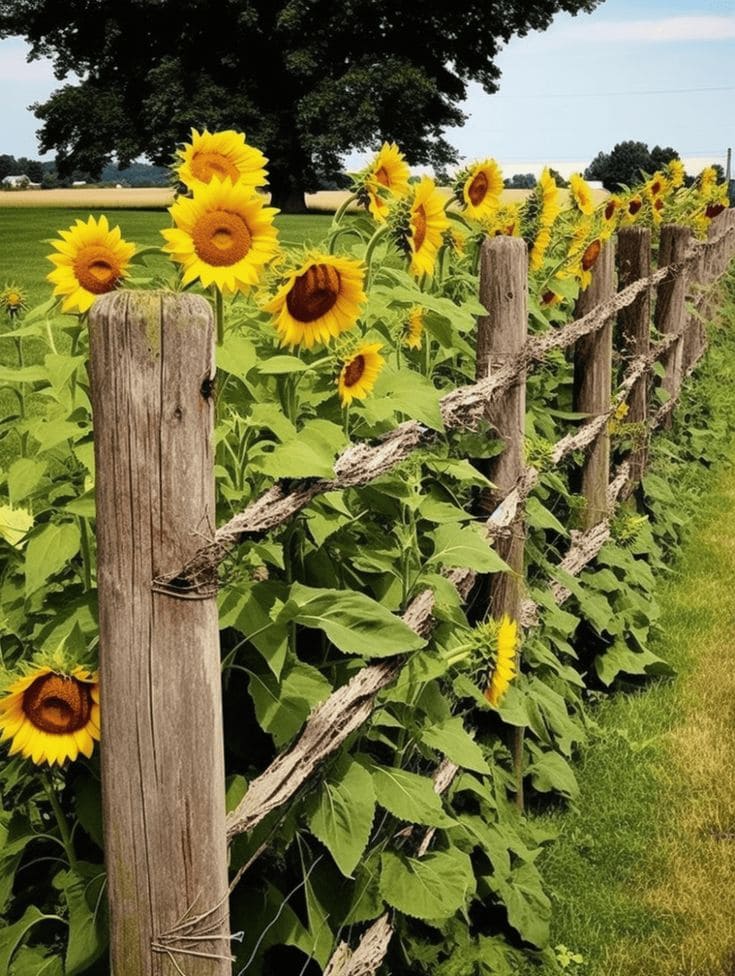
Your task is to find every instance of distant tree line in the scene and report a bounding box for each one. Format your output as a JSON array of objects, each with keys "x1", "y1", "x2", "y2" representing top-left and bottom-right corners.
[
  {"x1": 584, "y1": 140, "x2": 725, "y2": 191},
  {"x1": 0, "y1": 154, "x2": 169, "y2": 188}
]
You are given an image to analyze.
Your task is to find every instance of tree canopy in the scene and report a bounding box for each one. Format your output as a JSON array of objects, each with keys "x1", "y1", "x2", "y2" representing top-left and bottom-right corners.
[
  {"x1": 1, "y1": 0, "x2": 600, "y2": 210},
  {"x1": 584, "y1": 140, "x2": 680, "y2": 191}
]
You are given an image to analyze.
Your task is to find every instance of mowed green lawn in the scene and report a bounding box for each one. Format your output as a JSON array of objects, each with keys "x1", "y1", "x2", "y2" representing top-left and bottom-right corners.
[{"x1": 0, "y1": 208, "x2": 334, "y2": 307}]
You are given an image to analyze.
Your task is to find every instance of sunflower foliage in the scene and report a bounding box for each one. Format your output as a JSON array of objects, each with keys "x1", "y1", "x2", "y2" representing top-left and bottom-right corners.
[{"x1": 0, "y1": 131, "x2": 731, "y2": 976}]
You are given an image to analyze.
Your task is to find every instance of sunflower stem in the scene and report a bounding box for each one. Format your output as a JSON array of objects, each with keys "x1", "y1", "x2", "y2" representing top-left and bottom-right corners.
[
  {"x1": 45, "y1": 318, "x2": 58, "y2": 355},
  {"x1": 327, "y1": 225, "x2": 364, "y2": 255},
  {"x1": 331, "y1": 192, "x2": 359, "y2": 228},
  {"x1": 43, "y1": 774, "x2": 79, "y2": 873},
  {"x1": 214, "y1": 288, "x2": 225, "y2": 346},
  {"x1": 78, "y1": 516, "x2": 93, "y2": 591},
  {"x1": 364, "y1": 224, "x2": 391, "y2": 288}
]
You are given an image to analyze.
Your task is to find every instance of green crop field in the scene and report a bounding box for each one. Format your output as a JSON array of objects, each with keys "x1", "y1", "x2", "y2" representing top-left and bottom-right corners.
[{"x1": 0, "y1": 208, "x2": 334, "y2": 307}]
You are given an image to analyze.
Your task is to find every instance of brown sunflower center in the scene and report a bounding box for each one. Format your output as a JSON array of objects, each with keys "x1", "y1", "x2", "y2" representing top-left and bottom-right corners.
[
  {"x1": 706, "y1": 202, "x2": 726, "y2": 218},
  {"x1": 582, "y1": 239, "x2": 602, "y2": 271},
  {"x1": 23, "y1": 673, "x2": 92, "y2": 735},
  {"x1": 374, "y1": 166, "x2": 391, "y2": 188},
  {"x1": 73, "y1": 246, "x2": 122, "y2": 295},
  {"x1": 192, "y1": 210, "x2": 252, "y2": 267},
  {"x1": 604, "y1": 200, "x2": 617, "y2": 220},
  {"x1": 468, "y1": 171, "x2": 489, "y2": 207},
  {"x1": 650, "y1": 179, "x2": 662, "y2": 195},
  {"x1": 286, "y1": 263, "x2": 341, "y2": 322},
  {"x1": 629, "y1": 198, "x2": 642, "y2": 215},
  {"x1": 190, "y1": 150, "x2": 240, "y2": 184},
  {"x1": 412, "y1": 205, "x2": 428, "y2": 252},
  {"x1": 343, "y1": 354, "x2": 366, "y2": 388}
]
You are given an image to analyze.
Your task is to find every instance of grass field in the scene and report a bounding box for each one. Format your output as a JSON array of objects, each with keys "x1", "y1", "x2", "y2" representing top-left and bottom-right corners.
[{"x1": 0, "y1": 209, "x2": 334, "y2": 307}]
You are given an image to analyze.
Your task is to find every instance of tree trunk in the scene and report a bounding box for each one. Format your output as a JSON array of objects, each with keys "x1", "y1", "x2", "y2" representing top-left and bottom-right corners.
[{"x1": 268, "y1": 167, "x2": 308, "y2": 214}]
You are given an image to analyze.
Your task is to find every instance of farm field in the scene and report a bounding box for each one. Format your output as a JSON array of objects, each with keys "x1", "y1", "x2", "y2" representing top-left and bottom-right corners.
[{"x1": 0, "y1": 208, "x2": 334, "y2": 306}]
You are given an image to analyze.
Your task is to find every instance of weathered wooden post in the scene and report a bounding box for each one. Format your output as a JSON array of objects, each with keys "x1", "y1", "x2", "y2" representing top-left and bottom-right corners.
[
  {"x1": 654, "y1": 224, "x2": 692, "y2": 419},
  {"x1": 573, "y1": 241, "x2": 615, "y2": 528},
  {"x1": 617, "y1": 228, "x2": 651, "y2": 484},
  {"x1": 89, "y1": 291, "x2": 231, "y2": 976},
  {"x1": 476, "y1": 236, "x2": 528, "y2": 809}
]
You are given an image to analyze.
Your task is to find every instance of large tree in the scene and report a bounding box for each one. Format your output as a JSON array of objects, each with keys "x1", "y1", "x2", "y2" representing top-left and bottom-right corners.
[
  {"x1": 585, "y1": 140, "x2": 681, "y2": 191},
  {"x1": 1, "y1": 0, "x2": 600, "y2": 210}
]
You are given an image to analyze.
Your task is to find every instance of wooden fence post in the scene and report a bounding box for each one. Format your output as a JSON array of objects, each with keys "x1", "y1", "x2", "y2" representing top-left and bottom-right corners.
[
  {"x1": 573, "y1": 241, "x2": 615, "y2": 528},
  {"x1": 89, "y1": 291, "x2": 231, "y2": 976},
  {"x1": 616, "y1": 227, "x2": 651, "y2": 484},
  {"x1": 476, "y1": 235, "x2": 528, "y2": 809},
  {"x1": 654, "y1": 224, "x2": 692, "y2": 418}
]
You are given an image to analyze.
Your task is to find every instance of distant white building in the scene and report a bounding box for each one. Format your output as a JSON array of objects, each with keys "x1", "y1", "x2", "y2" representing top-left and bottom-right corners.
[
  {"x1": 72, "y1": 180, "x2": 87, "y2": 187},
  {"x1": 2, "y1": 174, "x2": 40, "y2": 189}
]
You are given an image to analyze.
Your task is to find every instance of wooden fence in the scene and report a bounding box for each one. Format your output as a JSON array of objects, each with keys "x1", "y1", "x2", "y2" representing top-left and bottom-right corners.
[{"x1": 88, "y1": 211, "x2": 735, "y2": 976}]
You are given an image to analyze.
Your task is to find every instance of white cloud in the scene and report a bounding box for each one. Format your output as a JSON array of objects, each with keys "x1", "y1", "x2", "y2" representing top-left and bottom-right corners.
[{"x1": 553, "y1": 15, "x2": 735, "y2": 44}]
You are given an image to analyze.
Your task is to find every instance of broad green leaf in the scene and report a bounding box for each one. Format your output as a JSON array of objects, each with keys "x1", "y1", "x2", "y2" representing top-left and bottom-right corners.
[
  {"x1": 380, "y1": 849, "x2": 474, "y2": 919},
  {"x1": 56, "y1": 866, "x2": 108, "y2": 975},
  {"x1": 32, "y1": 419, "x2": 89, "y2": 453},
  {"x1": 306, "y1": 757, "x2": 376, "y2": 876},
  {"x1": 527, "y1": 751, "x2": 579, "y2": 800},
  {"x1": 0, "y1": 905, "x2": 47, "y2": 973},
  {"x1": 248, "y1": 660, "x2": 332, "y2": 747},
  {"x1": 45, "y1": 353, "x2": 85, "y2": 391},
  {"x1": 256, "y1": 419, "x2": 347, "y2": 478},
  {"x1": 74, "y1": 777, "x2": 103, "y2": 849},
  {"x1": 63, "y1": 491, "x2": 96, "y2": 519},
  {"x1": 8, "y1": 458, "x2": 47, "y2": 505},
  {"x1": 0, "y1": 812, "x2": 34, "y2": 913},
  {"x1": 9, "y1": 946, "x2": 63, "y2": 976},
  {"x1": 370, "y1": 764, "x2": 455, "y2": 827},
  {"x1": 526, "y1": 496, "x2": 567, "y2": 535},
  {"x1": 219, "y1": 581, "x2": 290, "y2": 678},
  {"x1": 216, "y1": 333, "x2": 257, "y2": 382},
  {"x1": 488, "y1": 862, "x2": 551, "y2": 947},
  {"x1": 0, "y1": 365, "x2": 48, "y2": 384},
  {"x1": 225, "y1": 775, "x2": 248, "y2": 813},
  {"x1": 372, "y1": 367, "x2": 444, "y2": 431},
  {"x1": 285, "y1": 582, "x2": 425, "y2": 657},
  {"x1": 420, "y1": 717, "x2": 491, "y2": 773},
  {"x1": 257, "y1": 354, "x2": 311, "y2": 374},
  {"x1": 0, "y1": 504, "x2": 33, "y2": 547},
  {"x1": 428, "y1": 523, "x2": 509, "y2": 573},
  {"x1": 595, "y1": 641, "x2": 674, "y2": 686},
  {"x1": 25, "y1": 521, "x2": 81, "y2": 597}
]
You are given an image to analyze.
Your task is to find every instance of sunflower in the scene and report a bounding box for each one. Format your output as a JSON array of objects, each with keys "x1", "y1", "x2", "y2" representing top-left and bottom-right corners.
[
  {"x1": 46, "y1": 215, "x2": 136, "y2": 314},
  {"x1": 403, "y1": 307, "x2": 424, "y2": 349},
  {"x1": 600, "y1": 196, "x2": 621, "y2": 240},
  {"x1": 666, "y1": 159, "x2": 685, "y2": 189},
  {"x1": 0, "y1": 664, "x2": 99, "y2": 766},
  {"x1": 705, "y1": 201, "x2": 727, "y2": 219},
  {"x1": 529, "y1": 225, "x2": 553, "y2": 272},
  {"x1": 645, "y1": 172, "x2": 669, "y2": 201},
  {"x1": 541, "y1": 290, "x2": 563, "y2": 307},
  {"x1": 698, "y1": 166, "x2": 717, "y2": 193},
  {"x1": 538, "y1": 168, "x2": 561, "y2": 228},
  {"x1": 361, "y1": 143, "x2": 411, "y2": 222},
  {"x1": 484, "y1": 615, "x2": 518, "y2": 707},
  {"x1": 264, "y1": 252, "x2": 366, "y2": 349},
  {"x1": 569, "y1": 173, "x2": 595, "y2": 216},
  {"x1": 1, "y1": 283, "x2": 27, "y2": 318},
  {"x1": 391, "y1": 177, "x2": 449, "y2": 277},
  {"x1": 162, "y1": 177, "x2": 279, "y2": 294},
  {"x1": 337, "y1": 342, "x2": 384, "y2": 406},
  {"x1": 175, "y1": 128, "x2": 267, "y2": 191},
  {"x1": 481, "y1": 204, "x2": 521, "y2": 237},
  {"x1": 455, "y1": 159, "x2": 503, "y2": 221}
]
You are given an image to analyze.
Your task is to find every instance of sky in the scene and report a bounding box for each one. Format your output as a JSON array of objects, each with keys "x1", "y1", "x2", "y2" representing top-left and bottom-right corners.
[{"x1": 0, "y1": 0, "x2": 733, "y2": 178}]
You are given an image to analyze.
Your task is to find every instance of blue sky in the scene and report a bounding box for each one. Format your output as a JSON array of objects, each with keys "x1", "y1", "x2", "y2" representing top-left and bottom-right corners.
[{"x1": 1, "y1": 0, "x2": 733, "y2": 175}]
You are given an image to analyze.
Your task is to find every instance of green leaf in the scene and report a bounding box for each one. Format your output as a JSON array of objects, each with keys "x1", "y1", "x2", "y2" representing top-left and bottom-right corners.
[
  {"x1": 31, "y1": 419, "x2": 89, "y2": 453},
  {"x1": 44, "y1": 353, "x2": 85, "y2": 391},
  {"x1": 9, "y1": 946, "x2": 63, "y2": 976},
  {"x1": 380, "y1": 849, "x2": 474, "y2": 919},
  {"x1": 595, "y1": 641, "x2": 674, "y2": 686},
  {"x1": 285, "y1": 583, "x2": 425, "y2": 657},
  {"x1": 428, "y1": 523, "x2": 509, "y2": 573},
  {"x1": 257, "y1": 354, "x2": 311, "y2": 374},
  {"x1": 8, "y1": 458, "x2": 47, "y2": 506},
  {"x1": 226, "y1": 775, "x2": 248, "y2": 813},
  {"x1": 0, "y1": 813, "x2": 34, "y2": 913},
  {"x1": 56, "y1": 866, "x2": 108, "y2": 975},
  {"x1": 420, "y1": 717, "x2": 491, "y2": 773},
  {"x1": 74, "y1": 777, "x2": 103, "y2": 849},
  {"x1": 63, "y1": 491, "x2": 96, "y2": 519},
  {"x1": 255, "y1": 419, "x2": 347, "y2": 478},
  {"x1": 306, "y1": 756, "x2": 376, "y2": 876},
  {"x1": 526, "y1": 496, "x2": 568, "y2": 536},
  {"x1": 216, "y1": 333, "x2": 257, "y2": 382},
  {"x1": 0, "y1": 365, "x2": 48, "y2": 384},
  {"x1": 488, "y1": 862, "x2": 551, "y2": 947},
  {"x1": 0, "y1": 905, "x2": 47, "y2": 973},
  {"x1": 219, "y1": 581, "x2": 290, "y2": 678},
  {"x1": 25, "y1": 521, "x2": 81, "y2": 597},
  {"x1": 527, "y1": 751, "x2": 579, "y2": 800},
  {"x1": 248, "y1": 660, "x2": 332, "y2": 747},
  {"x1": 370, "y1": 764, "x2": 455, "y2": 827},
  {"x1": 371, "y1": 367, "x2": 445, "y2": 431}
]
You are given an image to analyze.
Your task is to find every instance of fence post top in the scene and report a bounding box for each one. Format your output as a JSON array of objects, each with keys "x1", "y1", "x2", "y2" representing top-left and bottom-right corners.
[
  {"x1": 482, "y1": 234, "x2": 528, "y2": 255},
  {"x1": 89, "y1": 287, "x2": 214, "y2": 321}
]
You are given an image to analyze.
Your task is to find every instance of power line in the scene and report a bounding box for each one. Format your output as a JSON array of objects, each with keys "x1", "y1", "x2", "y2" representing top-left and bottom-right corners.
[{"x1": 493, "y1": 84, "x2": 735, "y2": 99}]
